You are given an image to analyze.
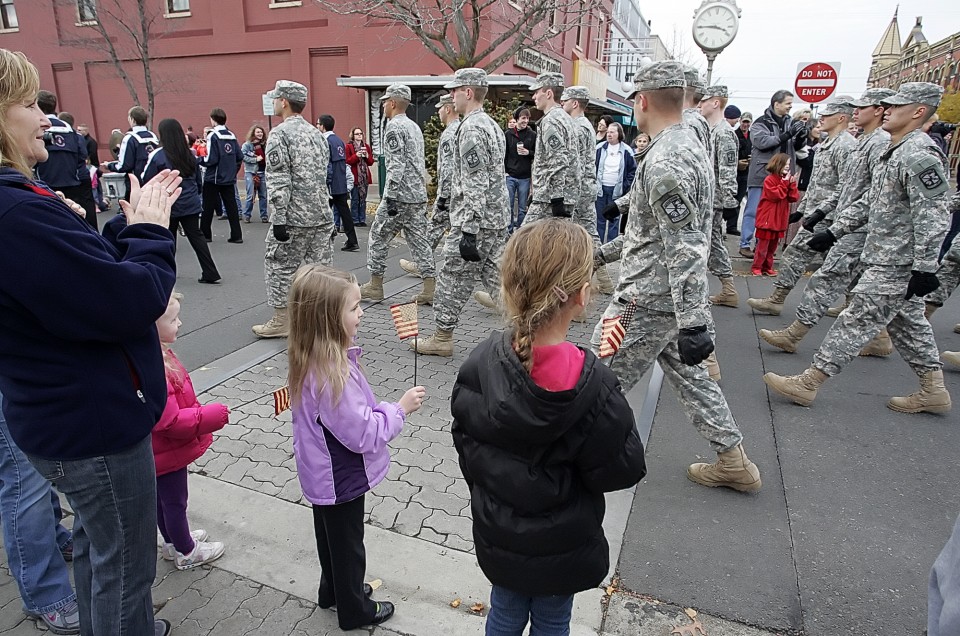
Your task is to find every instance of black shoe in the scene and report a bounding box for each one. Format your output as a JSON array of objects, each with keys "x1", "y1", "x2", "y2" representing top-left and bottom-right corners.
[
  {"x1": 341, "y1": 243, "x2": 360, "y2": 252},
  {"x1": 334, "y1": 225, "x2": 342, "y2": 233},
  {"x1": 198, "y1": 277, "x2": 221, "y2": 284},
  {"x1": 356, "y1": 221, "x2": 367, "y2": 227},
  {"x1": 204, "y1": 237, "x2": 213, "y2": 243},
  {"x1": 369, "y1": 601, "x2": 395, "y2": 626},
  {"x1": 318, "y1": 583, "x2": 374, "y2": 609},
  {"x1": 726, "y1": 229, "x2": 741, "y2": 236},
  {"x1": 154, "y1": 618, "x2": 171, "y2": 636},
  {"x1": 227, "y1": 238, "x2": 243, "y2": 244},
  {"x1": 261, "y1": 218, "x2": 269, "y2": 223},
  {"x1": 217, "y1": 215, "x2": 227, "y2": 221}
]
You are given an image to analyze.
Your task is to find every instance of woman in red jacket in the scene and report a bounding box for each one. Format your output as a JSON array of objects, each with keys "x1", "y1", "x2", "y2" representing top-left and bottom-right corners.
[
  {"x1": 345, "y1": 127, "x2": 374, "y2": 226},
  {"x1": 753, "y1": 153, "x2": 799, "y2": 276}
]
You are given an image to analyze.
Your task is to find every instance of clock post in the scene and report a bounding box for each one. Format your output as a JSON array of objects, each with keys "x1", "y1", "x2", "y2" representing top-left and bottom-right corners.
[{"x1": 691, "y1": 0, "x2": 742, "y2": 84}]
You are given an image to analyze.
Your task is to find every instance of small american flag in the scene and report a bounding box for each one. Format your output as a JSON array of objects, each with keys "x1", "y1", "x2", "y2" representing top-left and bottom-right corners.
[
  {"x1": 273, "y1": 386, "x2": 291, "y2": 416},
  {"x1": 598, "y1": 300, "x2": 637, "y2": 358},
  {"x1": 390, "y1": 302, "x2": 419, "y2": 340}
]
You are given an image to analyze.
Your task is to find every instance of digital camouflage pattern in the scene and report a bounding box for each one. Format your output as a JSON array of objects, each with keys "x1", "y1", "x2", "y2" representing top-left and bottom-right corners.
[
  {"x1": 527, "y1": 107, "x2": 576, "y2": 208},
  {"x1": 264, "y1": 227, "x2": 332, "y2": 308},
  {"x1": 433, "y1": 227, "x2": 507, "y2": 331},
  {"x1": 707, "y1": 120, "x2": 738, "y2": 279},
  {"x1": 265, "y1": 114, "x2": 330, "y2": 227},
  {"x1": 382, "y1": 114, "x2": 427, "y2": 204}
]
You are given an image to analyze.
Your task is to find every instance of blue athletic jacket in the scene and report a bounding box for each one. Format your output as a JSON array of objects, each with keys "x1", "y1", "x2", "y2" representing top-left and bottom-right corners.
[
  {"x1": 142, "y1": 148, "x2": 203, "y2": 218},
  {"x1": 203, "y1": 125, "x2": 243, "y2": 185},
  {"x1": 109, "y1": 126, "x2": 160, "y2": 179},
  {"x1": 35, "y1": 115, "x2": 87, "y2": 189}
]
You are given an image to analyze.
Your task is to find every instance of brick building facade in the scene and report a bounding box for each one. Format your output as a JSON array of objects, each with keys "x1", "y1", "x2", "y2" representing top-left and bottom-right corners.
[{"x1": 868, "y1": 9, "x2": 960, "y2": 92}]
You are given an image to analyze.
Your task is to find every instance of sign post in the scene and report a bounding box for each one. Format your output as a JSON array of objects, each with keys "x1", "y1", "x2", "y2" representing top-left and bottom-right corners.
[
  {"x1": 262, "y1": 93, "x2": 275, "y2": 130},
  {"x1": 794, "y1": 62, "x2": 840, "y2": 104}
]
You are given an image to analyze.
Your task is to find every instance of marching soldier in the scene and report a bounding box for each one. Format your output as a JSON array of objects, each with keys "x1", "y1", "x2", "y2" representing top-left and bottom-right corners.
[
  {"x1": 764, "y1": 83, "x2": 951, "y2": 414},
  {"x1": 523, "y1": 72, "x2": 576, "y2": 224},
  {"x1": 253, "y1": 80, "x2": 333, "y2": 338},
  {"x1": 682, "y1": 65, "x2": 712, "y2": 160},
  {"x1": 359, "y1": 83, "x2": 436, "y2": 304},
  {"x1": 415, "y1": 68, "x2": 509, "y2": 357}
]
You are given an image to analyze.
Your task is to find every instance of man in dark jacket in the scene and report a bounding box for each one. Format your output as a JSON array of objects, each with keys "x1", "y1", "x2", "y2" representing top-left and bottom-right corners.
[
  {"x1": 200, "y1": 107, "x2": 244, "y2": 243},
  {"x1": 504, "y1": 108, "x2": 536, "y2": 230},
  {"x1": 739, "y1": 91, "x2": 807, "y2": 256},
  {"x1": 103, "y1": 106, "x2": 159, "y2": 203},
  {"x1": 76, "y1": 123, "x2": 109, "y2": 212},
  {"x1": 318, "y1": 114, "x2": 358, "y2": 251},
  {"x1": 730, "y1": 111, "x2": 753, "y2": 234}
]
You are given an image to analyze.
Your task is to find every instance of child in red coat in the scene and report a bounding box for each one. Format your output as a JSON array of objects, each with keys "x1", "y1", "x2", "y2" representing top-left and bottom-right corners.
[
  {"x1": 154, "y1": 292, "x2": 229, "y2": 570},
  {"x1": 752, "y1": 153, "x2": 800, "y2": 276}
]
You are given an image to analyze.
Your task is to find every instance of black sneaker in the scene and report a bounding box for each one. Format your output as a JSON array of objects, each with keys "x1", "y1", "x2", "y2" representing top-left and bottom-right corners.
[
  {"x1": 726, "y1": 229, "x2": 741, "y2": 236},
  {"x1": 370, "y1": 601, "x2": 395, "y2": 625},
  {"x1": 154, "y1": 618, "x2": 171, "y2": 636},
  {"x1": 341, "y1": 243, "x2": 360, "y2": 252},
  {"x1": 227, "y1": 238, "x2": 243, "y2": 244}
]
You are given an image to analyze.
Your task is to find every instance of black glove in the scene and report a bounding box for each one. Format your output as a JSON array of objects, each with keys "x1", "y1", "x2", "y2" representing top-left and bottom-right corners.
[
  {"x1": 722, "y1": 207, "x2": 739, "y2": 220},
  {"x1": 620, "y1": 210, "x2": 629, "y2": 234},
  {"x1": 806, "y1": 229, "x2": 836, "y2": 252},
  {"x1": 330, "y1": 227, "x2": 337, "y2": 241},
  {"x1": 386, "y1": 198, "x2": 399, "y2": 216},
  {"x1": 328, "y1": 197, "x2": 334, "y2": 207},
  {"x1": 677, "y1": 326, "x2": 715, "y2": 366},
  {"x1": 791, "y1": 119, "x2": 807, "y2": 136},
  {"x1": 602, "y1": 202, "x2": 621, "y2": 221},
  {"x1": 550, "y1": 197, "x2": 569, "y2": 218},
  {"x1": 904, "y1": 271, "x2": 940, "y2": 300},
  {"x1": 801, "y1": 209, "x2": 826, "y2": 232},
  {"x1": 527, "y1": 191, "x2": 533, "y2": 207},
  {"x1": 459, "y1": 232, "x2": 481, "y2": 262},
  {"x1": 273, "y1": 224, "x2": 290, "y2": 242},
  {"x1": 436, "y1": 197, "x2": 449, "y2": 212},
  {"x1": 788, "y1": 211, "x2": 803, "y2": 224},
  {"x1": 593, "y1": 249, "x2": 606, "y2": 271},
  {"x1": 779, "y1": 128, "x2": 795, "y2": 144}
]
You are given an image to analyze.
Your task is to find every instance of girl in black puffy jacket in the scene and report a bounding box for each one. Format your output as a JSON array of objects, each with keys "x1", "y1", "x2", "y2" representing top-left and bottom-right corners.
[{"x1": 451, "y1": 218, "x2": 647, "y2": 635}]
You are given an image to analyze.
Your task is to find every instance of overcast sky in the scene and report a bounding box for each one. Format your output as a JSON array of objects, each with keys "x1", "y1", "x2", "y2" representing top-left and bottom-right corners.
[{"x1": 638, "y1": 0, "x2": 960, "y2": 117}]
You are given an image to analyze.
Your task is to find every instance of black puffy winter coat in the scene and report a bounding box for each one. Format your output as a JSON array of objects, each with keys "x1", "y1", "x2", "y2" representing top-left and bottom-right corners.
[{"x1": 451, "y1": 331, "x2": 647, "y2": 596}]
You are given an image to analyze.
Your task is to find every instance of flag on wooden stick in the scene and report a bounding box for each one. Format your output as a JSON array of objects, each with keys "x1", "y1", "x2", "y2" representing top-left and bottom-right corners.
[
  {"x1": 390, "y1": 302, "x2": 419, "y2": 340},
  {"x1": 598, "y1": 300, "x2": 638, "y2": 358},
  {"x1": 273, "y1": 386, "x2": 291, "y2": 416}
]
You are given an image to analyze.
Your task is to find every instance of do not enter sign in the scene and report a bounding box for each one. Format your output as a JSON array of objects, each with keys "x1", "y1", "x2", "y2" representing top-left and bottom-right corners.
[{"x1": 794, "y1": 62, "x2": 840, "y2": 104}]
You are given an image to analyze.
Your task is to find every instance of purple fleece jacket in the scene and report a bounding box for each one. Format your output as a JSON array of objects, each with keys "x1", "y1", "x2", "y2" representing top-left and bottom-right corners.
[{"x1": 292, "y1": 347, "x2": 405, "y2": 506}]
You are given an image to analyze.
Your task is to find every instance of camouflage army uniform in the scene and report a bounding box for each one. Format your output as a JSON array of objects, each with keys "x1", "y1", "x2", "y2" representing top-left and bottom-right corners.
[
  {"x1": 572, "y1": 113, "x2": 602, "y2": 242},
  {"x1": 707, "y1": 120, "x2": 738, "y2": 279},
  {"x1": 794, "y1": 126, "x2": 891, "y2": 326},
  {"x1": 264, "y1": 113, "x2": 332, "y2": 308},
  {"x1": 772, "y1": 128, "x2": 857, "y2": 292},
  {"x1": 433, "y1": 106, "x2": 509, "y2": 331},
  {"x1": 922, "y1": 192, "x2": 960, "y2": 308},
  {"x1": 368, "y1": 113, "x2": 435, "y2": 278},
  {"x1": 524, "y1": 106, "x2": 576, "y2": 223},
  {"x1": 428, "y1": 117, "x2": 460, "y2": 249},
  {"x1": 683, "y1": 108, "x2": 714, "y2": 163},
  {"x1": 811, "y1": 128, "x2": 949, "y2": 377},
  {"x1": 609, "y1": 122, "x2": 742, "y2": 452}
]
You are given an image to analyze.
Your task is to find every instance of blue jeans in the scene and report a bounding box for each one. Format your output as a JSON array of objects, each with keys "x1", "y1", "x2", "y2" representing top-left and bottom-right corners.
[
  {"x1": 27, "y1": 435, "x2": 158, "y2": 636},
  {"x1": 351, "y1": 186, "x2": 367, "y2": 224},
  {"x1": 506, "y1": 176, "x2": 530, "y2": 230},
  {"x1": 0, "y1": 406, "x2": 75, "y2": 615},
  {"x1": 740, "y1": 186, "x2": 762, "y2": 249},
  {"x1": 595, "y1": 184, "x2": 618, "y2": 243},
  {"x1": 485, "y1": 585, "x2": 574, "y2": 636},
  {"x1": 244, "y1": 171, "x2": 267, "y2": 220}
]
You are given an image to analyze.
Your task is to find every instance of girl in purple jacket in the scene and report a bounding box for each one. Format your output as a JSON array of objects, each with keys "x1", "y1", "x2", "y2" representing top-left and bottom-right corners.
[{"x1": 288, "y1": 264, "x2": 425, "y2": 631}]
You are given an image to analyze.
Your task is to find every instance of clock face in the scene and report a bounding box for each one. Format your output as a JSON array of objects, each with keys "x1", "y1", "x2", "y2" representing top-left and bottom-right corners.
[{"x1": 692, "y1": 3, "x2": 738, "y2": 51}]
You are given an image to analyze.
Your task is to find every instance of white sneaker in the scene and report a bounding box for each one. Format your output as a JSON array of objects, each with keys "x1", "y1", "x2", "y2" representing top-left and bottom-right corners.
[
  {"x1": 175, "y1": 540, "x2": 225, "y2": 570},
  {"x1": 161, "y1": 529, "x2": 209, "y2": 561}
]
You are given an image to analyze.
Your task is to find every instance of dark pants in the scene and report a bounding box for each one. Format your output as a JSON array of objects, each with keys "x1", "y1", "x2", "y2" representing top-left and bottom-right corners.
[
  {"x1": 332, "y1": 193, "x2": 358, "y2": 247},
  {"x1": 169, "y1": 215, "x2": 220, "y2": 282},
  {"x1": 59, "y1": 183, "x2": 99, "y2": 231},
  {"x1": 351, "y1": 187, "x2": 366, "y2": 224},
  {"x1": 201, "y1": 182, "x2": 242, "y2": 241},
  {"x1": 940, "y1": 210, "x2": 960, "y2": 262},
  {"x1": 595, "y1": 184, "x2": 619, "y2": 243},
  {"x1": 156, "y1": 468, "x2": 194, "y2": 555},
  {"x1": 312, "y1": 496, "x2": 377, "y2": 630}
]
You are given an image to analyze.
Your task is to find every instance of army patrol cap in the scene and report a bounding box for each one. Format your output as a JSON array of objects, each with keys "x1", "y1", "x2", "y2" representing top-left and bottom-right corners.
[
  {"x1": 435, "y1": 94, "x2": 454, "y2": 109},
  {"x1": 848, "y1": 87, "x2": 897, "y2": 108},
  {"x1": 444, "y1": 68, "x2": 488, "y2": 89},
  {"x1": 530, "y1": 72, "x2": 565, "y2": 91},
  {"x1": 683, "y1": 65, "x2": 706, "y2": 92},
  {"x1": 819, "y1": 96, "x2": 855, "y2": 117},
  {"x1": 880, "y1": 82, "x2": 944, "y2": 108},
  {"x1": 627, "y1": 61, "x2": 686, "y2": 98},
  {"x1": 560, "y1": 85, "x2": 591, "y2": 102},
  {"x1": 741, "y1": 111, "x2": 753, "y2": 122},
  {"x1": 379, "y1": 83, "x2": 412, "y2": 102},
  {"x1": 703, "y1": 85, "x2": 729, "y2": 99},
  {"x1": 266, "y1": 80, "x2": 308, "y2": 104}
]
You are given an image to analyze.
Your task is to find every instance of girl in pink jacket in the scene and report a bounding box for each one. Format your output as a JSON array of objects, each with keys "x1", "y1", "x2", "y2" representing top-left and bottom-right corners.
[{"x1": 154, "y1": 292, "x2": 229, "y2": 570}]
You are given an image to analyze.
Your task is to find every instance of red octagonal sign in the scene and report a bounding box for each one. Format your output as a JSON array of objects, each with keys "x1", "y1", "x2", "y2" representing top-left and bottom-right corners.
[{"x1": 795, "y1": 62, "x2": 839, "y2": 104}]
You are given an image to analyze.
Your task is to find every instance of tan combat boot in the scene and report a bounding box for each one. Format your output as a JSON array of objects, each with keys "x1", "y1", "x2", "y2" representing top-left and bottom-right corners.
[
  {"x1": 473, "y1": 290, "x2": 497, "y2": 310},
  {"x1": 413, "y1": 277, "x2": 435, "y2": 305},
  {"x1": 825, "y1": 295, "x2": 850, "y2": 318},
  {"x1": 359, "y1": 274, "x2": 384, "y2": 301},
  {"x1": 859, "y1": 328, "x2": 893, "y2": 357},
  {"x1": 594, "y1": 265, "x2": 615, "y2": 294},
  {"x1": 759, "y1": 320, "x2": 811, "y2": 353},
  {"x1": 413, "y1": 328, "x2": 453, "y2": 357},
  {"x1": 747, "y1": 286, "x2": 790, "y2": 316},
  {"x1": 687, "y1": 444, "x2": 762, "y2": 493},
  {"x1": 252, "y1": 308, "x2": 288, "y2": 339},
  {"x1": 941, "y1": 351, "x2": 960, "y2": 369},
  {"x1": 924, "y1": 302, "x2": 939, "y2": 320},
  {"x1": 887, "y1": 370, "x2": 952, "y2": 414},
  {"x1": 709, "y1": 276, "x2": 739, "y2": 308},
  {"x1": 703, "y1": 352, "x2": 721, "y2": 382},
  {"x1": 763, "y1": 366, "x2": 828, "y2": 407},
  {"x1": 399, "y1": 259, "x2": 422, "y2": 277},
  {"x1": 954, "y1": 324, "x2": 960, "y2": 335}
]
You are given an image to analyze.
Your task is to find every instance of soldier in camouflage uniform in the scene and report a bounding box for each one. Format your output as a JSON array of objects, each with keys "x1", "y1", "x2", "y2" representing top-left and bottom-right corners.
[
  {"x1": 609, "y1": 61, "x2": 761, "y2": 493},
  {"x1": 560, "y1": 85, "x2": 615, "y2": 294},
  {"x1": 253, "y1": 80, "x2": 332, "y2": 339},
  {"x1": 360, "y1": 83, "x2": 436, "y2": 304},
  {"x1": 414, "y1": 68, "x2": 509, "y2": 357},
  {"x1": 758, "y1": 88, "x2": 896, "y2": 354},
  {"x1": 926, "y1": 192, "x2": 960, "y2": 323},
  {"x1": 523, "y1": 72, "x2": 577, "y2": 223},
  {"x1": 765, "y1": 83, "x2": 952, "y2": 414},
  {"x1": 399, "y1": 94, "x2": 458, "y2": 277},
  {"x1": 682, "y1": 66, "x2": 713, "y2": 161},
  {"x1": 699, "y1": 85, "x2": 740, "y2": 309},
  {"x1": 747, "y1": 96, "x2": 858, "y2": 315}
]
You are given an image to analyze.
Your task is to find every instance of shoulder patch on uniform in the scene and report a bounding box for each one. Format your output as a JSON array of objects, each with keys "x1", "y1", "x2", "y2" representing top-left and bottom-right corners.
[
  {"x1": 461, "y1": 137, "x2": 483, "y2": 174},
  {"x1": 724, "y1": 149, "x2": 737, "y2": 165},
  {"x1": 385, "y1": 131, "x2": 401, "y2": 152},
  {"x1": 917, "y1": 166, "x2": 944, "y2": 190},
  {"x1": 658, "y1": 193, "x2": 691, "y2": 224},
  {"x1": 546, "y1": 131, "x2": 563, "y2": 151},
  {"x1": 268, "y1": 150, "x2": 281, "y2": 166}
]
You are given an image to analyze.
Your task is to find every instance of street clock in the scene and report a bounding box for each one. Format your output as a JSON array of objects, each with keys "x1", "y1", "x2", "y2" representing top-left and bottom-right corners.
[{"x1": 691, "y1": 0, "x2": 742, "y2": 84}]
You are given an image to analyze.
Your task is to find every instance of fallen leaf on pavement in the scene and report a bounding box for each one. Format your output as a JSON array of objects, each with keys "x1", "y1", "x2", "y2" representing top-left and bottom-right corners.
[
  {"x1": 684, "y1": 608, "x2": 697, "y2": 619},
  {"x1": 450, "y1": 598, "x2": 461, "y2": 608},
  {"x1": 368, "y1": 579, "x2": 382, "y2": 590},
  {"x1": 470, "y1": 602, "x2": 485, "y2": 614},
  {"x1": 671, "y1": 617, "x2": 707, "y2": 636}
]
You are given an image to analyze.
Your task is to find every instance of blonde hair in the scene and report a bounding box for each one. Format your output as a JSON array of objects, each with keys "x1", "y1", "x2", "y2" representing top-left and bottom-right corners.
[
  {"x1": 160, "y1": 291, "x2": 185, "y2": 384},
  {"x1": 0, "y1": 49, "x2": 41, "y2": 177},
  {"x1": 500, "y1": 219, "x2": 593, "y2": 372},
  {"x1": 287, "y1": 265, "x2": 357, "y2": 406}
]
